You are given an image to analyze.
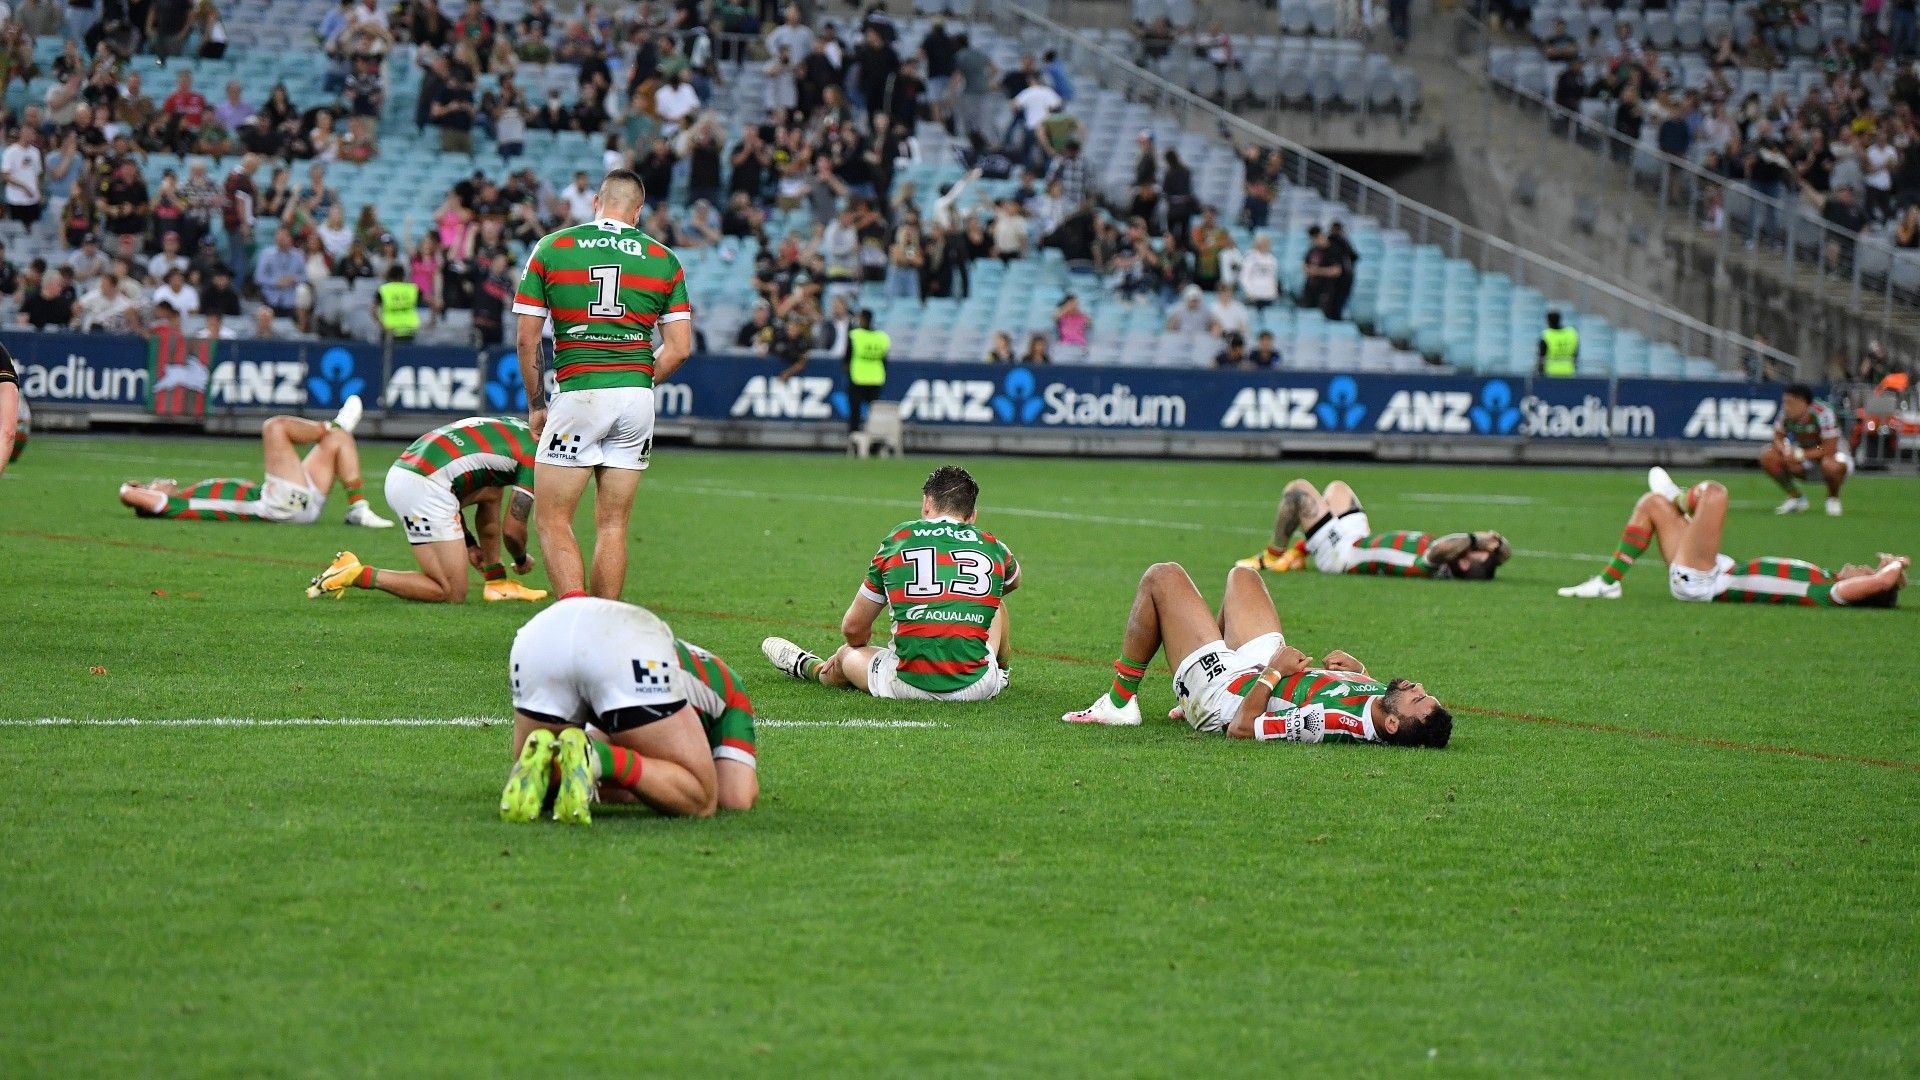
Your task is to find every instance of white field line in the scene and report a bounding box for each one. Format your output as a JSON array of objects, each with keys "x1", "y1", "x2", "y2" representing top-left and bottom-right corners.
[
  {"x1": 1402, "y1": 493, "x2": 1540, "y2": 505},
  {"x1": 2, "y1": 717, "x2": 943, "y2": 729}
]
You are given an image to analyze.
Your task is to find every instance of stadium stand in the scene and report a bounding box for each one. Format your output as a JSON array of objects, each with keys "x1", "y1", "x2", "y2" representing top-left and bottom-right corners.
[{"x1": 0, "y1": 0, "x2": 1765, "y2": 380}]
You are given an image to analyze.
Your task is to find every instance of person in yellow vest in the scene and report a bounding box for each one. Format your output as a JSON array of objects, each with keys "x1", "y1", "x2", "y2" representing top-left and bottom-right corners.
[
  {"x1": 1538, "y1": 310, "x2": 1579, "y2": 377},
  {"x1": 374, "y1": 264, "x2": 421, "y2": 343},
  {"x1": 845, "y1": 308, "x2": 889, "y2": 434}
]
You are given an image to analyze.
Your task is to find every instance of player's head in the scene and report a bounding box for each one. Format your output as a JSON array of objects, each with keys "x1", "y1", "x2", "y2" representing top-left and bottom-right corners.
[
  {"x1": 1835, "y1": 557, "x2": 1908, "y2": 607},
  {"x1": 385, "y1": 263, "x2": 405, "y2": 282},
  {"x1": 921, "y1": 465, "x2": 979, "y2": 523},
  {"x1": 1453, "y1": 531, "x2": 1513, "y2": 580},
  {"x1": 1782, "y1": 383, "x2": 1814, "y2": 422},
  {"x1": 595, "y1": 168, "x2": 646, "y2": 225},
  {"x1": 1375, "y1": 679, "x2": 1453, "y2": 748}
]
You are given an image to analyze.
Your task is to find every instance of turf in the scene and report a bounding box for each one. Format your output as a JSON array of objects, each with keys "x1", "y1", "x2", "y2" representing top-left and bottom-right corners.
[{"x1": 4, "y1": 435, "x2": 1917, "y2": 1076}]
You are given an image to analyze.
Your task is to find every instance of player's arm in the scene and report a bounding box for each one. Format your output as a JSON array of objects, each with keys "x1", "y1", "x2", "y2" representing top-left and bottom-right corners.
[
  {"x1": 841, "y1": 589, "x2": 884, "y2": 647},
  {"x1": 1805, "y1": 434, "x2": 1837, "y2": 462},
  {"x1": 1320, "y1": 650, "x2": 1367, "y2": 676},
  {"x1": 652, "y1": 265, "x2": 695, "y2": 382},
  {"x1": 1000, "y1": 543, "x2": 1021, "y2": 594},
  {"x1": 504, "y1": 485, "x2": 534, "y2": 572},
  {"x1": 469, "y1": 489, "x2": 505, "y2": 565},
  {"x1": 1227, "y1": 645, "x2": 1313, "y2": 739},
  {"x1": 512, "y1": 245, "x2": 549, "y2": 436}
]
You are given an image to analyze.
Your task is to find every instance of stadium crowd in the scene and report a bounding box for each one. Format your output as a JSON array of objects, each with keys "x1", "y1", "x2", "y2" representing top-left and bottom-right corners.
[{"x1": 0, "y1": 0, "x2": 1371, "y2": 365}]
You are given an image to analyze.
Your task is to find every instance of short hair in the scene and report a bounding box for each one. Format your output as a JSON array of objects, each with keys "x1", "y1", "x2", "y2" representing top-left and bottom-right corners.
[
  {"x1": 1380, "y1": 679, "x2": 1453, "y2": 748},
  {"x1": 598, "y1": 168, "x2": 646, "y2": 211},
  {"x1": 1546, "y1": 309, "x2": 1563, "y2": 328},
  {"x1": 1784, "y1": 383, "x2": 1814, "y2": 404},
  {"x1": 857, "y1": 308, "x2": 875, "y2": 328},
  {"x1": 386, "y1": 263, "x2": 405, "y2": 281},
  {"x1": 922, "y1": 465, "x2": 979, "y2": 518}
]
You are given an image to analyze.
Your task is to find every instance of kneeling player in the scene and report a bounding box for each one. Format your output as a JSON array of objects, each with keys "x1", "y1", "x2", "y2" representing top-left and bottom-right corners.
[
  {"x1": 761, "y1": 466, "x2": 1018, "y2": 702},
  {"x1": 500, "y1": 598, "x2": 720, "y2": 823},
  {"x1": 1237, "y1": 478, "x2": 1511, "y2": 580},
  {"x1": 1062, "y1": 562, "x2": 1453, "y2": 747},
  {"x1": 589, "y1": 639, "x2": 757, "y2": 812},
  {"x1": 116, "y1": 396, "x2": 393, "y2": 528},
  {"x1": 1558, "y1": 468, "x2": 1907, "y2": 606},
  {"x1": 306, "y1": 415, "x2": 545, "y2": 603}
]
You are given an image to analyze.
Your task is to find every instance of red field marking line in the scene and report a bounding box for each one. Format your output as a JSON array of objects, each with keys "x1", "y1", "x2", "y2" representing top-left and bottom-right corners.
[{"x1": 1453, "y1": 704, "x2": 1920, "y2": 773}]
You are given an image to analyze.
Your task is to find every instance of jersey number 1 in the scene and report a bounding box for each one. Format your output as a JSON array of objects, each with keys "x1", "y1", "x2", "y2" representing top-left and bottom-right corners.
[{"x1": 588, "y1": 264, "x2": 626, "y2": 318}]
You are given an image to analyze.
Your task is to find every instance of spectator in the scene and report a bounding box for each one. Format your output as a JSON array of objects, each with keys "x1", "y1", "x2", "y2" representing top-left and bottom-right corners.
[
  {"x1": 1325, "y1": 222, "x2": 1358, "y2": 319},
  {"x1": 1165, "y1": 283, "x2": 1208, "y2": 332},
  {"x1": 736, "y1": 301, "x2": 777, "y2": 353},
  {"x1": 990, "y1": 198, "x2": 1028, "y2": 261},
  {"x1": 1162, "y1": 148, "x2": 1195, "y2": 240},
  {"x1": 1240, "y1": 234, "x2": 1280, "y2": 310},
  {"x1": 19, "y1": 267, "x2": 75, "y2": 329},
  {"x1": 100, "y1": 157, "x2": 150, "y2": 239},
  {"x1": 766, "y1": 4, "x2": 814, "y2": 73},
  {"x1": 885, "y1": 219, "x2": 923, "y2": 300},
  {"x1": 1055, "y1": 293, "x2": 1090, "y2": 347},
  {"x1": 655, "y1": 69, "x2": 701, "y2": 137},
  {"x1": 1008, "y1": 73, "x2": 1062, "y2": 170},
  {"x1": 151, "y1": 265, "x2": 198, "y2": 315},
  {"x1": 1022, "y1": 333, "x2": 1052, "y2": 364},
  {"x1": 430, "y1": 68, "x2": 477, "y2": 154},
  {"x1": 66, "y1": 232, "x2": 106, "y2": 285},
  {"x1": 1, "y1": 126, "x2": 43, "y2": 227},
  {"x1": 1249, "y1": 329, "x2": 1283, "y2": 368},
  {"x1": 984, "y1": 329, "x2": 1015, "y2": 363},
  {"x1": 1045, "y1": 139, "x2": 1090, "y2": 209},
  {"x1": 146, "y1": 232, "x2": 189, "y2": 281},
  {"x1": 75, "y1": 272, "x2": 142, "y2": 333},
  {"x1": 951, "y1": 33, "x2": 998, "y2": 148},
  {"x1": 1214, "y1": 332, "x2": 1249, "y2": 369},
  {"x1": 253, "y1": 227, "x2": 306, "y2": 317},
  {"x1": 1300, "y1": 225, "x2": 1340, "y2": 314},
  {"x1": 1206, "y1": 281, "x2": 1251, "y2": 340}
]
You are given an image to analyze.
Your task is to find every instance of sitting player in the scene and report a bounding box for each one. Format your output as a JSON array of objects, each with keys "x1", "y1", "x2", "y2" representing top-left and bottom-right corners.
[
  {"x1": 500, "y1": 598, "x2": 720, "y2": 823},
  {"x1": 762, "y1": 465, "x2": 1019, "y2": 702},
  {"x1": 116, "y1": 396, "x2": 393, "y2": 528},
  {"x1": 1062, "y1": 562, "x2": 1453, "y2": 747},
  {"x1": 1558, "y1": 467, "x2": 1907, "y2": 606},
  {"x1": 1236, "y1": 477, "x2": 1511, "y2": 580},
  {"x1": 306, "y1": 415, "x2": 545, "y2": 603},
  {"x1": 1762, "y1": 383, "x2": 1852, "y2": 516},
  {"x1": 587, "y1": 639, "x2": 757, "y2": 813}
]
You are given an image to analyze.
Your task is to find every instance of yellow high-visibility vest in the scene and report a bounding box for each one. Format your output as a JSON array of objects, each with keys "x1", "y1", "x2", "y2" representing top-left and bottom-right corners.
[
  {"x1": 1540, "y1": 326, "x2": 1579, "y2": 376},
  {"x1": 848, "y1": 327, "x2": 890, "y2": 386},
  {"x1": 379, "y1": 281, "x2": 421, "y2": 336}
]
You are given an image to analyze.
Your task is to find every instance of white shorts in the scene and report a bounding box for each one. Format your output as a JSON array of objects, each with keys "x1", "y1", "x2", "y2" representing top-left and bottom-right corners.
[
  {"x1": 1304, "y1": 510, "x2": 1371, "y2": 574},
  {"x1": 866, "y1": 648, "x2": 1009, "y2": 702},
  {"x1": 384, "y1": 466, "x2": 464, "y2": 546},
  {"x1": 257, "y1": 470, "x2": 324, "y2": 524},
  {"x1": 1792, "y1": 450, "x2": 1854, "y2": 479},
  {"x1": 1670, "y1": 553, "x2": 1737, "y2": 603},
  {"x1": 537, "y1": 386, "x2": 655, "y2": 471},
  {"x1": 510, "y1": 597, "x2": 687, "y2": 730},
  {"x1": 1171, "y1": 631, "x2": 1286, "y2": 734}
]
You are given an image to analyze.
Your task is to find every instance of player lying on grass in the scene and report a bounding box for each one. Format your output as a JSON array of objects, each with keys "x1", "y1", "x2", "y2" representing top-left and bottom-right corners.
[
  {"x1": 499, "y1": 598, "x2": 722, "y2": 823},
  {"x1": 762, "y1": 465, "x2": 1019, "y2": 702},
  {"x1": 1063, "y1": 562, "x2": 1453, "y2": 747},
  {"x1": 116, "y1": 395, "x2": 393, "y2": 528},
  {"x1": 1761, "y1": 383, "x2": 1852, "y2": 516},
  {"x1": 1237, "y1": 477, "x2": 1512, "y2": 580},
  {"x1": 1558, "y1": 467, "x2": 1908, "y2": 606},
  {"x1": 307, "y1": 416, "x2": 545, "y2": 603}
]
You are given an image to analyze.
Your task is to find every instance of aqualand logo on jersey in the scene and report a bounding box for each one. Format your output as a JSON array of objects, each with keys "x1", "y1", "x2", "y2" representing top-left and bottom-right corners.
[
  {"x1": 305, "y1": 347, "x2": 365, "y2": 407},
  {"x1": 899, "y1": 603, "x2": 987, "y2": 625}
]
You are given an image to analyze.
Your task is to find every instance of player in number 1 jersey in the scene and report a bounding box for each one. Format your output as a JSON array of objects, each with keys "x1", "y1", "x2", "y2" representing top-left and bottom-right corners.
[
  {"x1": 763, "y1": 466, "x2": 1020, "y2": 702},
  {"x1": 513, "y1": 168, "x2": 693, "y2": 601}
]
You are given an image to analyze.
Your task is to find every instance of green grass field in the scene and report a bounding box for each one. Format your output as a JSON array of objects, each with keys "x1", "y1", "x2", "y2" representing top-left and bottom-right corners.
[{"x1": 4, "y1": 435, "x2": 1918, "y2": 1076}]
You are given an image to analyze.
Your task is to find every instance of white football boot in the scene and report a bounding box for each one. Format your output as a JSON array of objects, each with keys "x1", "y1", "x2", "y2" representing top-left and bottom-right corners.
[
  {"x1": 1062, "y1": 695, "x2": 1142, "y2": 726},
  {"x1": 344, "y1": 502, "x2": 394, "y2": 528},
  {"x1": 1774, "y1": 495, "x2": 1809, "y2": 515},
  {"x1": 1557, "y1": 575, "x2": 1622, "y2": 599},
  {"x1": 331, "y1": 394, "x2": 364, "y2": 434},
  {"x1": 762, "y1": 636, "x2": 822, "y2": 681}
]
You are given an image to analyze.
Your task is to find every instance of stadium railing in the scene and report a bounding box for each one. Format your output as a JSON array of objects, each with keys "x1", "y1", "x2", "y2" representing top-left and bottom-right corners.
[
  {"x1": 981, "y1": 0, "x2": 1805, "y2": 381},
  {"x1": 1453, "y1": 8, "x2": 1917, "y2": 360}
]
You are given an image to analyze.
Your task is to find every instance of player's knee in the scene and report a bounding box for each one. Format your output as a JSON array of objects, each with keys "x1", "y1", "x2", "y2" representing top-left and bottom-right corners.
[
  {"x1": 718, "y1": 777, "x2": 757, "y2": 812},
  {"x1": 1822, "y1": 458, "x2": 1847, "y2": 479},
  {"x1": 1282, "y1": 478, "x2": 1315, "y2": 495},
  {"x1": 437, "y1": 578, "x2": 468, "y2": 603},
  {"x1": 1694, "y1": 480, "x2": 1729, "y2": 507},
  {"x1": 1226, "y1": 563, "x2": 1261, "y2": 587},
  {"x1": 1759, "y1": 445, "x2": 1782, "y2": 468},
  {"x1": 1141, "y1": 561, "x2": 1185, "y2": 587}
]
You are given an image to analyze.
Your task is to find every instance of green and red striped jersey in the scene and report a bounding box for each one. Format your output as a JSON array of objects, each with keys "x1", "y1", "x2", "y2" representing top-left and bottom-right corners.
[
  {"x1": 1775, "y1": 400, "x2": 1839, "y2": 449},
  {"x1": 148, "y1": 478, "x2": 265, "y2": 521},
  {"x1": 675, "y1": 639, "x2": 757, "y2": 768},
  {"x1": 1343, "y1": 531, "x2": 1435, "y2": 578},
  {"x1": 860, "y1": 518, "x2": 1018, "y2": 694},
  {"x1": 395, "y1": 416, "x2": 536, "y2": 500},
  {"x1": 511, "y1": 218, "x2": 691, "y2": 391},
  {"x1": 1228, "y1": 667, "x2": 1388, "y2": 743},
  {"x1": 1714, "y1": 556, "x2": 1841, "y2": 606}
]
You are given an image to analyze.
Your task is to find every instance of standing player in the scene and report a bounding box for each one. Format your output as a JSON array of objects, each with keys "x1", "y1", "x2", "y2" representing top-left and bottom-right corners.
[
  {"x1": 1761, "y1": 383, "x2": 1852, "y2": 516},
  {"x1": 116, "y1": 396, "x2": 394, "y2": 528},
  {"x1": 1557, "y1": 467, "x2": 1907, "y2": 606},
  {"x1": 762, "y1": 466, "x2": 1019, "y2": 702},
  {"x1": 306, "y1": 415, "x2": 545, "y2": 603},
  {"x1": 1062, "y1": 562, "x2": 1453, "y2": 747},
  {"x1": 587, "y1": 639, "x2": 758, "y2": 813},
  {"x1": 500, "y1": 597, "x2": 720, "y2": 823},
  {"x1": 513, "y1": 168, "x2": 693, "y2": 601},
  {"x1": 1236, "y1": 477, "x2": 1512, "y2": 580},
  {"x1": 0, "y1": 339, "x2": 22, "y2": 474}
]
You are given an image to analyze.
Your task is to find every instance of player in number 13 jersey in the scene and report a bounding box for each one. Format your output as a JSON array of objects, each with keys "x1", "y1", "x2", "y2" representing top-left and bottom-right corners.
[{"x1": 763, "y1": 466, "x2": 1020, "y2": 702}]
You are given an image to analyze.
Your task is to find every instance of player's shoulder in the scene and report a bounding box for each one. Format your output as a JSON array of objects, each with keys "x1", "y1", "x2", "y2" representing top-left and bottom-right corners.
[{"x1": 875, "y1": 519, "x2": 925, "y2": 547}]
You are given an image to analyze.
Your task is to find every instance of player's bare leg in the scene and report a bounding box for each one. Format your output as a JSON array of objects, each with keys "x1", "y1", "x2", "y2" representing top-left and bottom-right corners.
[
  {"x1": 588, "y1": 464, "x2": 642, "y2": 599},
  {"x1": 1760, "y1": 441, "x2": 1809, "y2": 513},
  {"x1": 1672, "y1": 480, "x2": 1728, "y2": 574},
  {"x1": 585, "y1": 706, "x2": 720, "y2": 818},
  {"x1": 714, "y1": 760, "x2": 759, "y2": 812},
  {"x1": 1065, "y1": 562, "x2": 1221, "y2": 725},
  {"x1": 117, "y1": 481, "x2": 172, "y2": 514},
  {"x1": 830, "y1": 644, "x2": 881, "y2": 691},
  {"x1": 987, "y1": 604, "x2": 1011, "y2": 668},
  {"x1": 1219, "y1": 565, "x2": 1284, "y2": 649},
  {"x1": 1562, "y1": 471, "x2": 1694, "y2": 599},
  {"x1": 260, "y1": 409, "x2": 388, "y2": 526},
  {"x1": 1322, "y1": 480, "x2": 1360, "y2": 516},
  {"x1": 1820, "y1": 455, "x2": 1848, "y2": 500},
  {"x1": 312, "y1": 538, "x2": 472, "y2": 602},
  {"x1": 1240, "y1": 479, "x2": 1329, "y2": 571},
  {"x1": 533, "y1": 462, "x2": 593, "y2": 597}
]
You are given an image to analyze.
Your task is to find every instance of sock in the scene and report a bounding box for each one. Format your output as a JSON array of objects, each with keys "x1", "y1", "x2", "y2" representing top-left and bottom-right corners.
[
  {"x1": 482, "y1": 562, "x2": 506, "y2": 582},
  {"x1": 558, "y1": 589, "x2": 588, "y2": 600},
  {"x1": 1602, "y1": 525, "x2": 1651, "y2": 584},
  {"x1": 354, "y1": 566, "x2": 377, "y2": 589},
  {"x1": 801, "y1": 654, "x2": 826, "y2": 680},
  {"x1": 1263, "y1": 544, "x2": 1286, "y2": 561},
  {"x1": 1779, "y1": 477, "x2": 1802, "y2": 498},
  {"x1": 1106, "y1": 656, "x2": 1148, "y2": 707},
  {"x1": 344, "y1": 477, "x2": 366, "y2": 506},
  {"x1": 592, "y1": 742, "x2": 643, "y2": 789}
]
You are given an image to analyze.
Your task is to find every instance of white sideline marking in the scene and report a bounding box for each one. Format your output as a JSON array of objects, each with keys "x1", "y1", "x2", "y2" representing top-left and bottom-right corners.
[
  {"x1": 1402, "y1": 493, "x2": 1541, "y2": 506},
  {"x1": 4, "y1": 717, "x2": 944, "y2": 729},
  {"x1": 1514, "y1": 548, "x2": 1609, "y2": 563}
]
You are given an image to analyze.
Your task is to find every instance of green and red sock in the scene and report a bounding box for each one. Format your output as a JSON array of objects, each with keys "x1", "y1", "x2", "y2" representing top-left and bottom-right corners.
[
  {"x1": 344, "y1": 477, "x2": 367, "y2": 506},
  {"x1": 1106, "y1": 656, "x2": 1149, "y2": 708},
  {"x1": 354, "y1": 566, "x2": 377, "y2": 589},
  {"x1": 593, "y1": 742, "x2": 643, "y2": 789},
  {"x1": 481, "y1": 562, "x2": 507, "y2": 582},
  {"x1": 1602, "y1": 525, "x2": 1651, "y2": 584}
]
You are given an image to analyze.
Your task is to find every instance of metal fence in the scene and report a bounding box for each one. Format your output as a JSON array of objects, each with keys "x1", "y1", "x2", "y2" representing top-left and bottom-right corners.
[
  {"x1": 982, "y1": 0, "x2": 1804, "y2": 379},
  {"x1": 1453, "y1": 9, "x2": 1916, "y2": 364}
]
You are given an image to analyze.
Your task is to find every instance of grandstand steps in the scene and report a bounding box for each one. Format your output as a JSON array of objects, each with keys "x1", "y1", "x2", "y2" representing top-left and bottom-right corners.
[{"x1": 1239, "y1": 107, "x2": 1441, "y2": 159}]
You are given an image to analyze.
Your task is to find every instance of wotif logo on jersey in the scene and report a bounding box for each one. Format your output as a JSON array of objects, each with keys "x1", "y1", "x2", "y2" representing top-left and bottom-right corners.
[{"x1": 305, "y1": 348, "x2": 365, "y2": 406}]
